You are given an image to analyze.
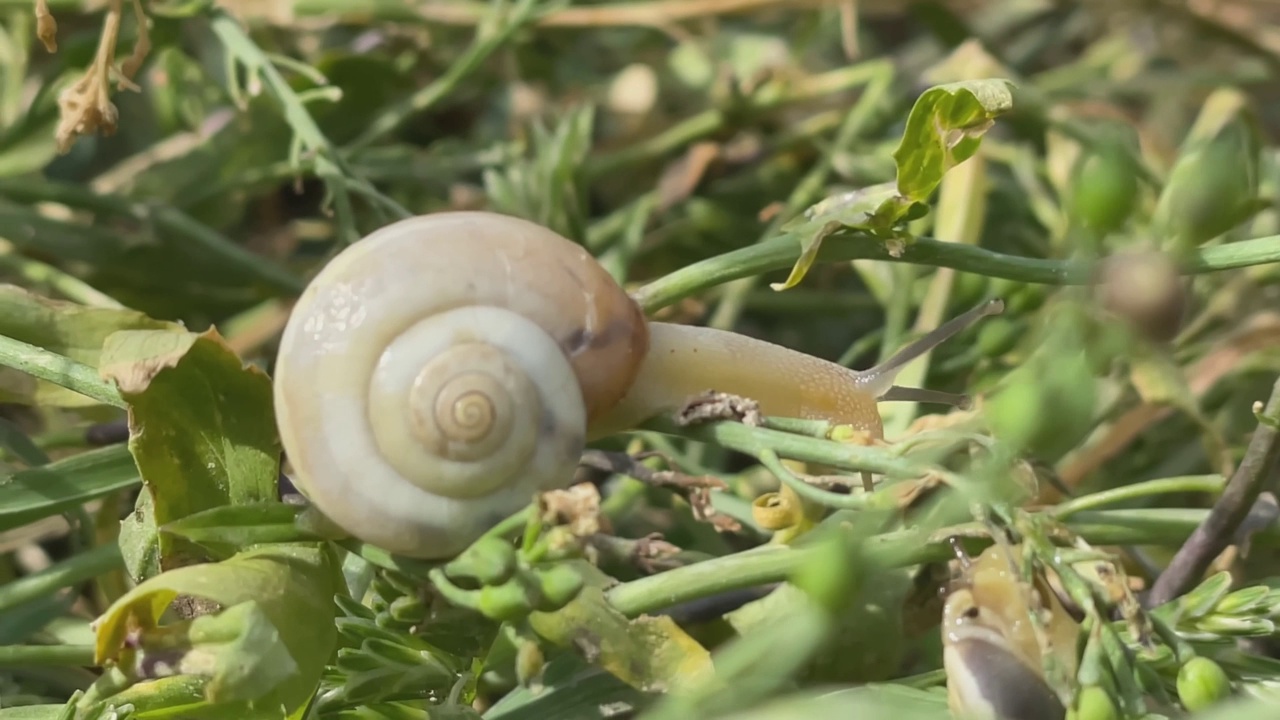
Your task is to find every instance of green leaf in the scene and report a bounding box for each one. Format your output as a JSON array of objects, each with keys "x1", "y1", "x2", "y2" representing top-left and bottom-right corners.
[
  {"x1": 773, "y1": 80, "x2": 1013, "y2": 291},
  {"x1": 119, "y1": 489, "x2": 161, "y2": 584},
  {"x1": 84, "y1": 675, "x2": 250, "y2": 720},
  {"x1": 99, "y1": 327, "x2": 281, "y2": 567},
  {"x1": 1214, "y1": 585, "x2": 1274, "y2": 616},
  {"x1": 161, "y1": 502, "x2": 320, "y2": 556},
  {"x1": 715, "y1": 685, "x2": 951, "y2": 720},
  {"x1": 0, "y1": 417, "x2": 50, "y2": 466},
  {"x1": 0, "y1": 445, "x2": 138, "y2": 532},
  {"x1": 0, "y1": 285, "x2": 179, "y2": 408},
  {"x1": 771, "y1": 182, "x2": 928, "y2": 291},
  {"x1": 891, "y1": 79, "x2": 1015, "y2": 202},
  {"x1": 0, "y1": 707, "x2": 67, "y2": 720},
  {"x1": 527, "y1": 560, "x2": 713, "y2": 694},
  {"x1": 484, "y1": 651, "x2": 650, "y2": 719},
  {"x1": 91, "y1": 544, "x2": 341, "y2": 717},
  {"x1": 1170, "y1": 571, "x2": 1235, "y2": 621}
]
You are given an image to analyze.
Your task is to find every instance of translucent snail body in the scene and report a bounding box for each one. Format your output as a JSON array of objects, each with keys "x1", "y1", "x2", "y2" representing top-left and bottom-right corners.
[{"x1": 273, "y1": 211, "x2": 998, "y2": 559}]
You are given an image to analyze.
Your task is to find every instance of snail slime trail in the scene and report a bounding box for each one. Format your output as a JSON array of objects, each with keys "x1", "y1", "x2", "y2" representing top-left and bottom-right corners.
[{"x1": 272, "y1": 211, "x2": 1004, "y2": 559}]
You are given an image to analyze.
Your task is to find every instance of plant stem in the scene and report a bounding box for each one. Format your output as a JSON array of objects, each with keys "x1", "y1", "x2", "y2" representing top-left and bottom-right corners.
[
  {"x1": 605, "y1": 507, "x2": 1280, "y2": 617},
  {"x1": 0, "y1": 644, "x2": 95, "y2": 667},
  {"x1": 632, "y1": 230, "x2": 1280, "y2": 313},
  {"x1": 640, "y1": 416, "x2": 926, "y2": 477},
  {"x1": 0, "y1": 542, "x2": 123, "y2": 612},
  {"x1": 0, "y1": 179, "x2": 306, "y2": 296},
  {"x1": 0, "y1": 334, "x2": 124, "y2": 408},
  {"x1": 208, "y1": 9, "x2": 410, "y2": 243},
  {"x1": 0, "y1": 250, "x2": 121, "y2": 308},
  {"x1": 347, "y1": 0, "x2": 543, "y2": 150},
  {"x1": 1147, "y1": 376, "x2": 1280, "y2": 606},
  {"x1": 1050, "y1": 475, "x2": 1226, "y2": 519},
  {"x1": 707, "y1": 62, "x2": 896, "y2": 332}
]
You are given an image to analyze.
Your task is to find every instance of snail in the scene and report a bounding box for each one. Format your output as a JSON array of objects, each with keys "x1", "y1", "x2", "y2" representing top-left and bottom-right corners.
[
  {"x1": 272, "y1": 211, "x2": 1001, "y2": 559},
  {"x1": 941, "y1": 539, "x2": 1080, "y2": 720}
]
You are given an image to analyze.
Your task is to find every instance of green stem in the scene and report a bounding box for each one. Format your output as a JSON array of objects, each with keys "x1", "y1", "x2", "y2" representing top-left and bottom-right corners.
[
  {"x1": 208, "y1": 9, "x2": 410, "y2": 243},
  {"x1": 347, "y1": 0, "x2": 543, "y2": 150},
  {"x1": 604, "y1": 507, "x2": 1280, "y2": 617},
  {"x1": 1050, "y1": 475, "x2": 1226, "y2": 519},
  {"x1": 0, "y1": 334, "x2": 124, "y2": 408},
  {"x1": 0, "y1": 543, "x2": 123, "y2": 612},
  {"x1": 0, "y1": 179, "x2": 306, "y2": 296},
  {"x1": 0, "y1": 644, "x2": 96, "y2": 667},
  {"x1": 588, "y1": 59, "x2": 892, "y2": 178},
  {"x1": 632, "y1": 230, "x2": 1280, "y2": 313},
  {"x1": 707, "y1": 62, "x2": 896, "y2": 332},
  {"x1": 640, "y1": 417, "x2": 926, "y2": 477},
  {"x1": 0, "y1": 249, "x2": 121, "y2": 308}
]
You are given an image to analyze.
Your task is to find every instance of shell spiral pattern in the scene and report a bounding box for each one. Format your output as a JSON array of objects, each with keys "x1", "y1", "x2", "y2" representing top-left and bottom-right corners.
[{"x1": 273, "y1": 212, "x2": 647, "y2": 559}]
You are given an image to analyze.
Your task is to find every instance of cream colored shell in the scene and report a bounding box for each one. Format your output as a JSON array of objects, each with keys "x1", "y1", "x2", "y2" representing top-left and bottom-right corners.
[{"x1": 273, "y1": 212, "x2": 649, "y2": 559}]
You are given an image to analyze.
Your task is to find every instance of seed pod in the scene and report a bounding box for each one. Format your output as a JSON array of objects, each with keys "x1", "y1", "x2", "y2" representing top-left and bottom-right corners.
[
  {"x1": 1151, "y1": 88, "x2": 1263, "y2": 250},
  {"x1": 1070, "y1": 685, "x2": 1119, "y2": 720},
  {"x1": 532, "y1": 564, "x2": 585, "y2": 612},
  {"x1": 1069, "y1": 139, "x2": 1139, "y2": 236},
  {"x1": 1093, "y1": 248, "x2": 1187, "y2": 343},
  {"x1": 1177, "y1": 656, "x2": 1233, "y2": 710},
  {"x1": 478, "y1": 578, "x2": 536, "y2": 623},
  {"x1": 444, "y1": 536, "x2": 519, "y2": 586}
]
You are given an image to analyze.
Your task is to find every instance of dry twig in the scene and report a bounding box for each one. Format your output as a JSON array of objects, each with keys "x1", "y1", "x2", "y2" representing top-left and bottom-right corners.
[
  {"x1": 580, "y1": 450, "x2": 741, "y2": 533},
  {"x1": 52, "y1": 0, "x2": 152, "y2": 154},
  {"x1": 1147, "y1": 377, "x2": 1280, "y2": 606}
]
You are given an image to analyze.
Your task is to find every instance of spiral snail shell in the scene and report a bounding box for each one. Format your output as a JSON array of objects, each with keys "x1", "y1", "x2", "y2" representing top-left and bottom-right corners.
[{"x1": 273, "y1": 211, "x2": 1001, "y2": 559}]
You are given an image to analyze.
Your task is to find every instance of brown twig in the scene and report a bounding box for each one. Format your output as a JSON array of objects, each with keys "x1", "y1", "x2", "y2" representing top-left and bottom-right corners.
[
  {"x1": 1146, "y1": 376, "x2": 1280, "y2": 607},
  {"x1": 579, "y1": 450, "x2": 741, "y2": 532},
  {"x1": 674, "y1": 391, "x2": 764, "y2": 427}
]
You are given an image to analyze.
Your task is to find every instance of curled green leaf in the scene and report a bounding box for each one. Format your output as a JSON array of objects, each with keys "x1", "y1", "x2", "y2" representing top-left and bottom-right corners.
[
  {"x1": 773, "y1": 183, "x2": 926, "y2": 291},
  {"x1": 774, "y1": 79, "x2": 1013, "y2": 292},
  {"x1": 892, "y1": 78, "x2": 1015, "y2": 202}
]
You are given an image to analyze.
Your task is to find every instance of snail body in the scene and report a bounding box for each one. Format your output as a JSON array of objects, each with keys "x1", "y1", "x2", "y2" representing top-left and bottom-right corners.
[{"x1": 273, "y1": 211, "x2": 999, "y2": 559}]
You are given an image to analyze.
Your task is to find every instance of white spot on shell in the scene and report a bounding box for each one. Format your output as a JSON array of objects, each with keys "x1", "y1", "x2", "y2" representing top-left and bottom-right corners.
[{"x1": 304, "y1": 280, "x2": 372, "y2": 352}]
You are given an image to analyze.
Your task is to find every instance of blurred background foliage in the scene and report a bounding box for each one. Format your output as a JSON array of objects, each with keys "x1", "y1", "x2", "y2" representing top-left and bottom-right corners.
[{"x1": 5, "y1": 0, "x2": 1280, "y2": 718}]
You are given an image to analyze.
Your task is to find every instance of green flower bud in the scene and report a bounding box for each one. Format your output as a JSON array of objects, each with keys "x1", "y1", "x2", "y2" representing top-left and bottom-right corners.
[
  {"x1": 986, "y1": 331, "x2": 1096, "y2": 461},
  {"x1": 444, "y1": 536, "x2": 519, "y2": 586},
  {"x1": 478, "y1": 578, "x2": 537, "y2": 623},
  {"x1": 1152, "y1": 88, "x2": 1264, "y2": 251},
  {"x1": 1171, "y1": 571, "x2": 1234, "y2": 620},
  {"x1": 974, "y1": 316, "x2": 1019, "y2": 357},
  {"x1": 1212, "y1": 585, "x2": 1272, "y2": 615},
  {"x1": 1194, "y1": 614, "x2": 1275, "y2": 636},
  {"x1": 532, "y1": 563, "x2": 585, "y2": 612},
  {"x1": 387, "y1": 594, "x2": 426, "y2": 624},
  {"x1": 1069, "y1": 144, "x2": 1138, "y2": 235},
  {"x1": 1073, "y1": 685, "x2": 1119, "y2": 720},
  {"x1": 1177, "y1": 656, "x2": 1233, "y2": 711}
]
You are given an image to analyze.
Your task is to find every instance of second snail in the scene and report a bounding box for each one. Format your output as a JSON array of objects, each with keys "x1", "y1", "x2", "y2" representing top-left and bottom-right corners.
[{"x1": 271, "y1": 210, "x2": 1001, "y2": 559}]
